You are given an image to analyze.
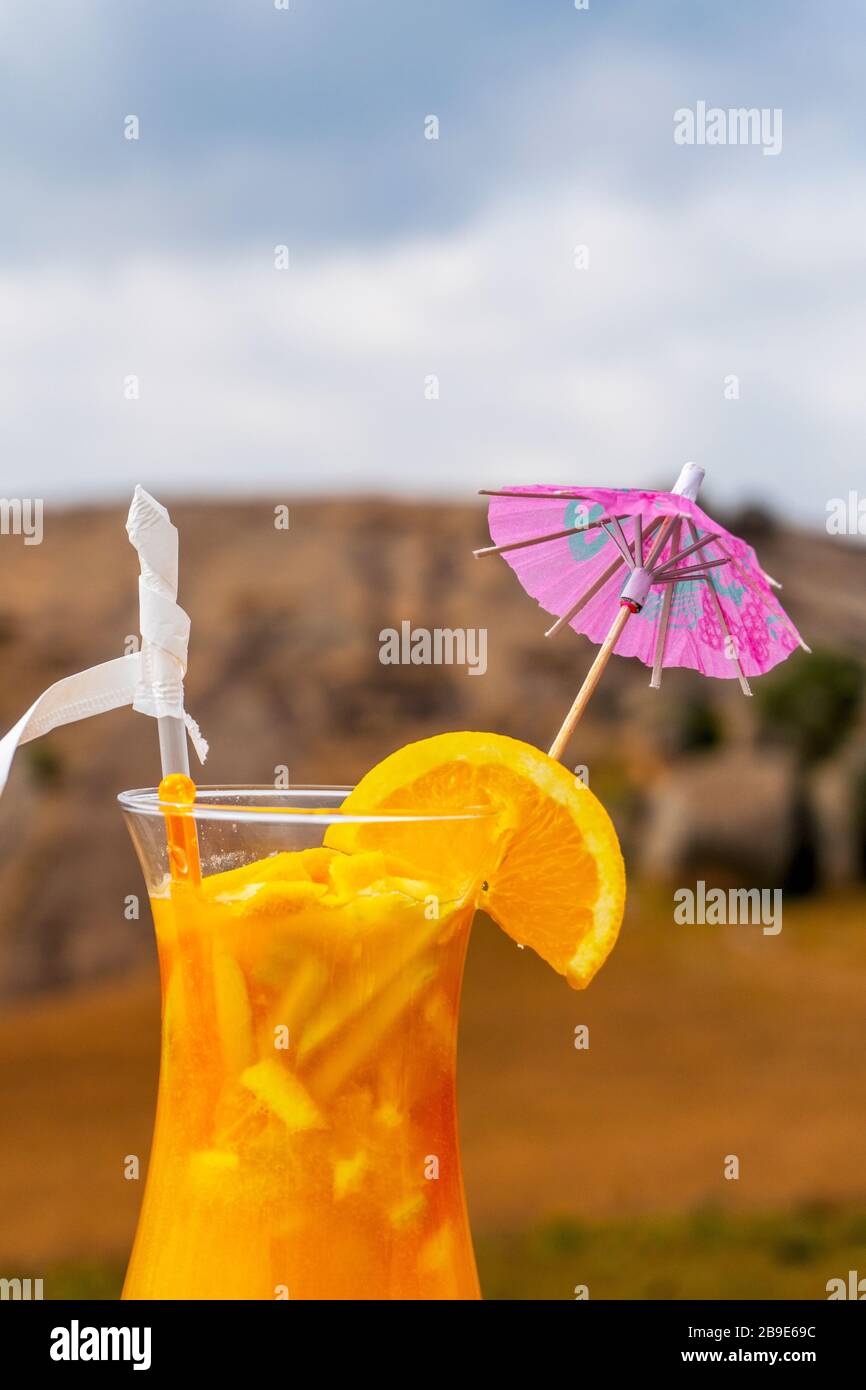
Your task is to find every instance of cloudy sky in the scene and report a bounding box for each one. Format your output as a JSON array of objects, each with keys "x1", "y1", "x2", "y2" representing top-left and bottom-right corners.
[{"x1": 1, "y1": 1, "x2": 863, "y2": 522}]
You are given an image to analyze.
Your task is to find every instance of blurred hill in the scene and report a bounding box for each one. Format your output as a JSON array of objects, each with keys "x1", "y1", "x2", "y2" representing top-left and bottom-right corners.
[{"x1": 0, "y1": 497, "x2": 864, "y2": 999}]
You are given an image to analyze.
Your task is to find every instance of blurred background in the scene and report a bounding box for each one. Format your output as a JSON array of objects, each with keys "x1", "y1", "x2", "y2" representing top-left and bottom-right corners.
[{"x1": 1, "y1": 1, "x2": 865, "y2": 1299}]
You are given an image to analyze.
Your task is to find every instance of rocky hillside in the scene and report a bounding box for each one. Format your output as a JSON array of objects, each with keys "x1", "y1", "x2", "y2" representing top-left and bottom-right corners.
[{"x1": 0, "y1": 497, "x2": 863, "y2": 998}]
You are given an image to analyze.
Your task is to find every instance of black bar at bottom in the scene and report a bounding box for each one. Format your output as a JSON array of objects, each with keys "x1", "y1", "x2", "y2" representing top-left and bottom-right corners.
[{"x1": 1, "y1": 1297, "x2": 860, "y2": 1374}]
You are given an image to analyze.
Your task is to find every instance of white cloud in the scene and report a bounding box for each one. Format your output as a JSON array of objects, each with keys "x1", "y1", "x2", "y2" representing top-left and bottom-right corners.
[{"x1": 2, "y1": 166, "x2": 864, "y2": 523}]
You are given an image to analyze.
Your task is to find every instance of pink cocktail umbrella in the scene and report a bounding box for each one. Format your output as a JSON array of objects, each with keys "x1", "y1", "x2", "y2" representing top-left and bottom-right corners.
[{"x1": 475, "y1": 464, "x2": 809, "y2": 760}]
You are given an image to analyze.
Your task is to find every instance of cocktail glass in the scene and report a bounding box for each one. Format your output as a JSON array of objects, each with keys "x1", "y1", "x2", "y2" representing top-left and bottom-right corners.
[{"x1": 119, "y1": 785, "x2": 496, "y2": 1300}]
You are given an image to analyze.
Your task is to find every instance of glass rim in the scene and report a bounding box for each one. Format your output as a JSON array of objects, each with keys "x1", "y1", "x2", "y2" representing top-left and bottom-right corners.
[{"x1": 117, "y1": 784, "x2": 497, "y2": 826}]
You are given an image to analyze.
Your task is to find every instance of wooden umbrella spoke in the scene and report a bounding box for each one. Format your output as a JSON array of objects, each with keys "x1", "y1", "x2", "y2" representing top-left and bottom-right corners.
[
  {"x1": 544, "y1": 553, "x2": 629, "y2": 637},
  {"x1": 649, "y1": 519, "x2": 681, "y2": 690},
  {"x1": 478, "y1": 488, "x2": 601, "y2": 502},
  {"x1": 654, "y1": 557, "x2": 729, "y2": 581},
  {"x1": 725, "y1": 553, "x2": 810, "y2": 651},
  {"x1": 683, "y1": 521, "x2": 751, "y2": 695},
  {"x1": 544, "y1": 515, "x2": 665, "y2": 638},
  {"x1": 644, "y1": 513, "x2": 678, "y2": 568},
  {"x1": 656, "y1": 530, "x2": 720, "y2": 570},
  {"x1": 473, "y1": 513, "x2": 627, "y2": 559},
  {"x1": 702, "y1": 577, "x2": 753, "y2": 696},
  {"x1": 687, "y1": 525, "x2": 809, "y2": 655},
  {"x1": 602, "y1": 516, "x2": 637, "y2": 569},
  {"x1": 633, "y1": 513, "x2": 643, "y2": 569}
]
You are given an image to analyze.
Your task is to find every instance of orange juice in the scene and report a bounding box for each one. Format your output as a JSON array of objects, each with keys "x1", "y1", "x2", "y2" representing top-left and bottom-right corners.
[{"x1": 122, "y1": 844, "x2": 480, "y2": 1300}]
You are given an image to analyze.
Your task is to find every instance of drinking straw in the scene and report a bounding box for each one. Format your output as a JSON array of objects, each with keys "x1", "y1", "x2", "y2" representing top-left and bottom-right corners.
[
  {"x1": 124, "y1": 490, "x2": 204, "y2": 878},
  {"x1": 158, "y1": 717, "x2": 190, "y2": 779},
  {"x1": 125, "y1": 489, "x2": 214, "y2": 1143},
  {"x1": 160, "y1": 772, "x2": 202, "y2": 885}
]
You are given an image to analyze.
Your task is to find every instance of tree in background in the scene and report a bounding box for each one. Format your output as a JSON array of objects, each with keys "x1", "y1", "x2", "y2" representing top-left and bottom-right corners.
[
  {"x1": 757, "y1": 650, "x2": 864, "y2": 893},
  {"x1": 757, "y1": 650, "x2": 863, "y2": 766}
]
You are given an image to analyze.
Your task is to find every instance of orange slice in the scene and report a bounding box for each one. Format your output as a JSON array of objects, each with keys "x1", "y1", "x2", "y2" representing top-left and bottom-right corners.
[{"x1": 328, "y1": 732, "x2": 625, "y2": 989}]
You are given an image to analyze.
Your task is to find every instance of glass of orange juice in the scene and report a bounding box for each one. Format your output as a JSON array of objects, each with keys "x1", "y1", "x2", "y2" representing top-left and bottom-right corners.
[{"x1": 119, "y1": 784, "x2": 496, "y2": 1301}]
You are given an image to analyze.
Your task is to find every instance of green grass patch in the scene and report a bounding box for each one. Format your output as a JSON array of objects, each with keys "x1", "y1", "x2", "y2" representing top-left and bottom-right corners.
[
  {"x1": 476, "y1": 1202, "x2": 866, "y2": 1300},
  {"x1": 27, "y1": 1203, "x2": 866, "y2": 1299}
]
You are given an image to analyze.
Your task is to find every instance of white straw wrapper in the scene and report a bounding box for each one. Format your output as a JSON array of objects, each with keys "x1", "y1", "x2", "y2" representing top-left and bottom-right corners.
[
  {"x1": 0, "y1": 486, "x2": 207, "y2": 796},
  {"x1": 126, "y1": 486, "x2": 192, "y2": 724}
]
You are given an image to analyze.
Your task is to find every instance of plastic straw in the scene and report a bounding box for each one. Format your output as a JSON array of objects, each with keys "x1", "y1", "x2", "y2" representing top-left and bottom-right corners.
[{"x1": 158, "y1": 715, "x2": 190, "y2": 777}]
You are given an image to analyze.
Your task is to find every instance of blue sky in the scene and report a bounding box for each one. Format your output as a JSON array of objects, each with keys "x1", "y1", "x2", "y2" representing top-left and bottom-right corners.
[{"x1": 1, "y1": 0, "x2": 864, "y2": 523}]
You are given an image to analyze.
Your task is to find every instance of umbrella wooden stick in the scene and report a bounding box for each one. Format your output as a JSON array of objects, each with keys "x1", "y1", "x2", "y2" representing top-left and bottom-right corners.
[{"x1": 549, "y1": 605, "x2": 632, "y2": 760}]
